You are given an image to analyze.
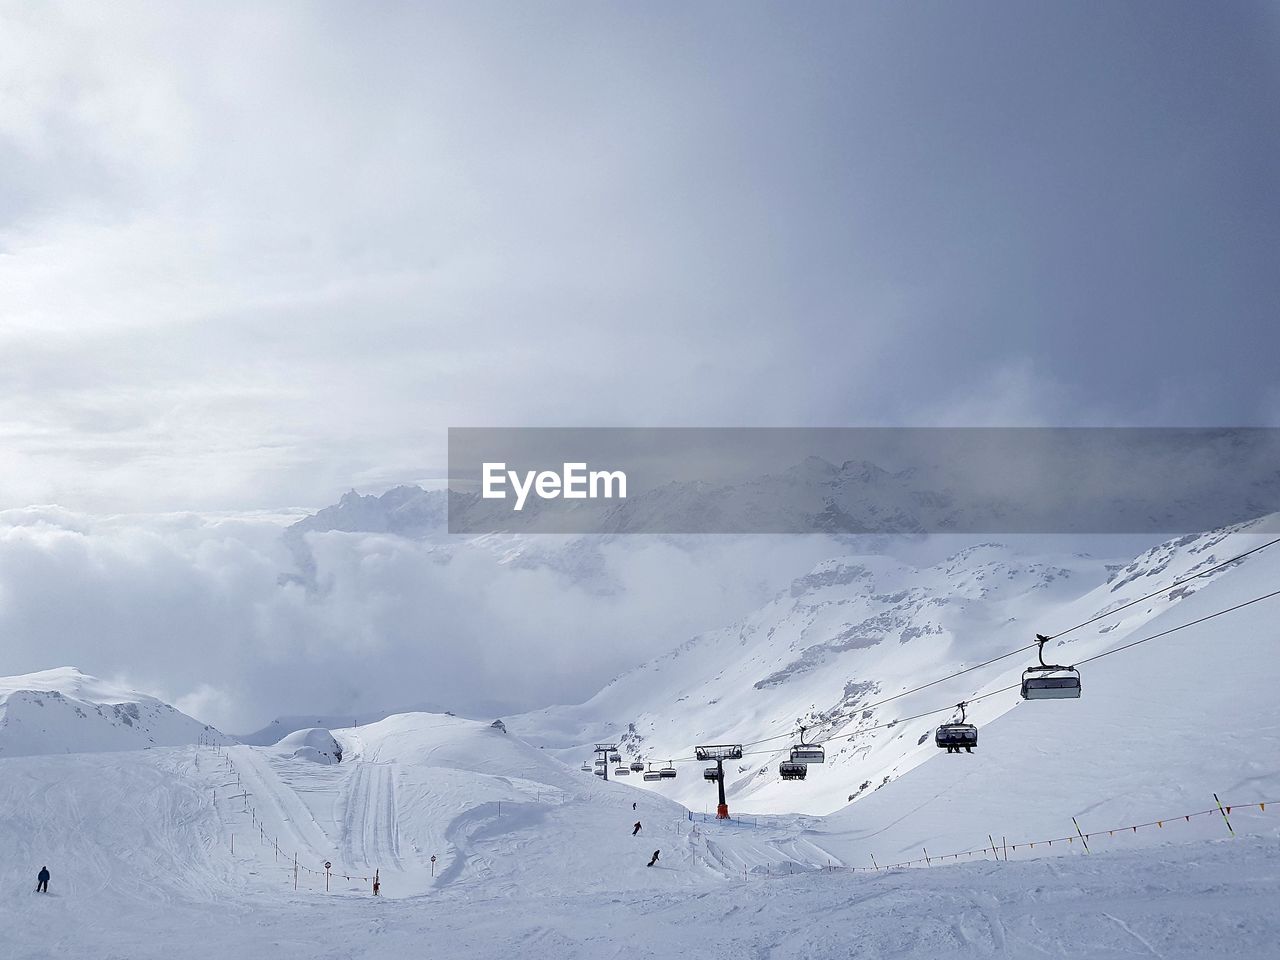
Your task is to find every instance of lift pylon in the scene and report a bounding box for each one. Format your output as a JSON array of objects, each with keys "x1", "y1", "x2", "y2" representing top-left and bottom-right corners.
[
  {"x1": 695, "y1": 744, "x2": 743, "y2": 819},
  {"x1": 592, "y1": 743, "x2": 619, "y2": 782}
]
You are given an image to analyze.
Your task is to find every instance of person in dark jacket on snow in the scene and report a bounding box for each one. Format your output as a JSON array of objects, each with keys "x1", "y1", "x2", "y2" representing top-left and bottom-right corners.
[
  {"x1": 632, "y1": 821, "x2": 642, "y2": 836},
  {"x1": 647, "y1": 850, "x2": 660, "y2": 867},
  {"x1": 36, "y1": 867, "x2": 49, "y2": 893}
]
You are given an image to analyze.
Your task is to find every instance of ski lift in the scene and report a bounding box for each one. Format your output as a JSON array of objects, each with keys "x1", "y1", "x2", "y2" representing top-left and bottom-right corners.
[
  {"x1": 789, "y1": 726, "x2": 825, "y2": 765},
  {"x1": 659, "y1": 762, "x2": 678, "y2": 780},
  {"x1": 614, "y1": 765, "x2": 630, "y2": 776},
  {"x1": 593, "y1": 769, "x2": 606, "y2": 778},
  {"x1": 779, "y1": 761, "x2": 808, "y2": 781},
  {"x1": 581, "y1": 762, "x2": 591, "y2": 772},
  {"x1": 643, "y1": 765, "x2": 664, "y2": 782},
  {"x1": 935, "y1": 702, "x2": 978, "y2": 753},
  {"x1": 630, "y1": 760, "x2": 645, "y2": 772},
  {"x1": 609, "y1": 751, "x2": 622, "y2": 762},
  {"x1": 1021, "y1": 634, "x2": 1082, "y2": 700},
  {"x1": 703, "y1": 765, "x2": 722, "y2": 781}
]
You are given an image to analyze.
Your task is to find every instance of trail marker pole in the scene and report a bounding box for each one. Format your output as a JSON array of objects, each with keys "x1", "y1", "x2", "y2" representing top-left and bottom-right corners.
[
  {"x1": 988, "y1": 835, "x2": 999, "y2": 860},
  {"x1": 431, "y1": 854, "x2": 437, "y2": 877},
  {"x1": 1072, "y1": 817, "x2": 1090, "y2": 853},
  {"x1": 325, "y1": 861, "x2": 332, "y2": 892},
  {"x1": 1214, "y1": 794, "x2": 1236, "y2": 837},
  {"x1": 871, "y1": 854, "x2": 879, "y2": 871},
  {"x1": 923, "y1": 847, "x2": 930, "y2": 867}
]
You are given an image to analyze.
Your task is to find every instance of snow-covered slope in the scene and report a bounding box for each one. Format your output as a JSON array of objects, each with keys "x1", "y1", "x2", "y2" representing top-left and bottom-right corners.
[
  {"x1": 224, "y1": 711, "x2": 832, "y2": 900},
  {"x1": 518, "y1": 523, "x2": 1280, "y2": 819},
  {"x1": 807, "y1": 535, "x2": 1280, "y2": 868},
  {"x1": 237, "y1": 705, "x2": 448, "y2": 745},
  {"x1": 0, "y1": 667, "x2": 232, "y2": 757},
  {"x1": 272, "y1": 727, "x2": 343, "y2": 763},
  {"x1": 0, "y1": 706, "x2": 1277, "y2": 959}
]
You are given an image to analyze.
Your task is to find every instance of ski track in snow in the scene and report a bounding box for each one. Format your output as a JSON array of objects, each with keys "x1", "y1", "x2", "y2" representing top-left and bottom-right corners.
[{"x1": 341, "y1": 761, "x2": 402, "y2": 873}]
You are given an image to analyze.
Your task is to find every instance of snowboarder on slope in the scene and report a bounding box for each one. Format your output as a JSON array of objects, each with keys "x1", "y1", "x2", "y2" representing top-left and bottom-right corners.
[
  {"x1": 647, "y1": 850, "x2": 660, "y2": 867},
  {"x1": 632, "y1": 802, "x2": 637, "y2": 811},
  {"x1": 632, "y1": 821, "x2": 642, "y2": 836},
  {"x1": 36, "y1": 866, "x2": 49, "y2": 893}
]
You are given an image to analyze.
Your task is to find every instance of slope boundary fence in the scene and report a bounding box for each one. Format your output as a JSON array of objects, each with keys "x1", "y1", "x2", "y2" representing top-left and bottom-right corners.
[{"x1": 846, "y1": 795, "x2": 1274, "y2": 873}]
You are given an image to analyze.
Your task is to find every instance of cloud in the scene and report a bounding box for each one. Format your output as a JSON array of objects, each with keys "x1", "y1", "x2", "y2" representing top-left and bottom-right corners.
[
  {"x1": 0, "y1": 507, "x2": 840, "y2": 731},
  {"x1": 2, "y1": 3, "x2": 1277, "y2": 513}
]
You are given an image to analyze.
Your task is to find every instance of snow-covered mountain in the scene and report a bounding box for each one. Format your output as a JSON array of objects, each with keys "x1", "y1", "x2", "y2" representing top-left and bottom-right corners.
[
  {"x1": 516, "y1": 521, "x2": 1280, "y2": 817},
  {"x1": 0, "y1": 667, "x2": 232, "y2": 757}
]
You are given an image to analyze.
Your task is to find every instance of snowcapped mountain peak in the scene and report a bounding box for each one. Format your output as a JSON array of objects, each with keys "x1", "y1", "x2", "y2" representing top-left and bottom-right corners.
[
  {"x1": 0, "y1": 666, "x2": 149, "y2": 704},
  {"x1": 0, "y1": 666, "x2": 232, "y2": 757}
]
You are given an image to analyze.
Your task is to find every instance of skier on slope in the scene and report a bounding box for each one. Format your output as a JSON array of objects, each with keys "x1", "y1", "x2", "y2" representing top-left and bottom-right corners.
[
  {"x1": 36, "y1": 866, "x2": 50, "y2": 893},
  {"x1": 647, "y1": 850, "x2": 660, "y2": 867},
  {"x1": 632, "y1": 821, "x2": 642, "y2": 836}
]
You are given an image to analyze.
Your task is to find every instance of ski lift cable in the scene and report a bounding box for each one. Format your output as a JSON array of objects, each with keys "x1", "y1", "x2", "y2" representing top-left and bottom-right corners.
[
  {"x1": 717, "y1": 644, "x2": 1048, "y2": 756},
  {"x1": 1041, "y1": 534, "x2": 1280, "y2": 641},
  {"x1": 756, "y1": 533, "x2": 1280, "y2": 747},
  {"x1": 659, "y1": 582, "x2": 1280, "y2": 765},
  {"x1": 1070, "y1": 587, "x2": 1280, "y2": 668},
  {"x1": 808, "y1": 586, "x2": 1280, "y2": 751}
]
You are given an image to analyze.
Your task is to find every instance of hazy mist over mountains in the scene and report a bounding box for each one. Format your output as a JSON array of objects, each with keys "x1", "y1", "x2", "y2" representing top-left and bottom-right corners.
[{"x1": 0, "y1": 466, "x2": 1174, "y2": 734}]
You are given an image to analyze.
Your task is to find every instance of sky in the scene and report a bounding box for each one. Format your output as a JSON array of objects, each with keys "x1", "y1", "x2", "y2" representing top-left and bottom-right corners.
[
  {"x1": 1, "y1": 1, "x2": 1277, "y2": 513},
  {"x1": 0, "y1": 3, "x2": 1277, "y2": 728}
]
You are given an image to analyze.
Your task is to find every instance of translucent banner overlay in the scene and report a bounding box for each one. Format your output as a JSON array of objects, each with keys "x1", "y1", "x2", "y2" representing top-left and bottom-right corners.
[{"x1": 447, "y1": 428, "x2": 1280, "y2": 535}]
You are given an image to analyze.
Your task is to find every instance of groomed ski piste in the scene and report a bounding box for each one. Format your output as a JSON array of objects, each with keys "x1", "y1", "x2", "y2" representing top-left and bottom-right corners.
[{"x1": 2, "y1": 528, "x2": 1280, "y2": 958}]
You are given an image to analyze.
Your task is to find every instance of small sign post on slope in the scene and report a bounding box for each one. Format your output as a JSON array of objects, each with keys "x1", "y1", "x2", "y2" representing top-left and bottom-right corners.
[{"x1": 431, "y1": 854, "x2": 437, "y2": 878}]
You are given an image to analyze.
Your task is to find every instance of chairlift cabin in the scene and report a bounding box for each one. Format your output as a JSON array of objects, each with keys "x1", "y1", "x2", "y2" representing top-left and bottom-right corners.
[
  {"x1": 643, "y1": 770, "x2": 664, "y2": 782},
  {"x1": 609, "y1": 752, "x2": 622, "y2": 762},
  {"x1": 703, "y1": 765, "x2": 722, "y2": 781},
  {"x1": 659, "y1": 763, "x2": 678, "y2": 780},
  {"x1": 630, "y1": 760, "x2": 645, "y2": 772},
  {"x1": 614, "y1": 766, "x2": 630, "y2": 776},
  {"x1": 779, "y1": 761, "x2": 808, "y2": 781},
  {"x1": 581, "y1": 762, "x2": 591, "y2": 772},
  {"x1": 789, "y1": 726, "x2": 825, "y2": 765},
  {"x1": 790, "y1": 745, "x2": 825, "y2": 764},
  {"x1": 935, "y1": 702, "x2": 978, "y2": 753},
  {"x1": 1021, "y1": 634, "x2": 1082, "y2": 700},
  {"x1": 593, "y1": 769, "x2": 606, "y2": 778}
]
